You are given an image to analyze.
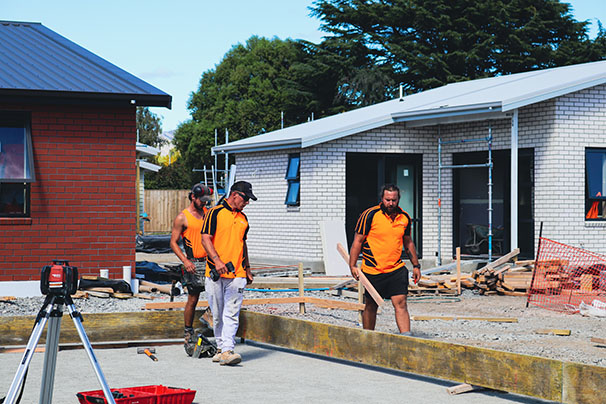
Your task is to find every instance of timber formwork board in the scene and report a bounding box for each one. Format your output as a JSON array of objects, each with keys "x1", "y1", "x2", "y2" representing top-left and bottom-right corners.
[{"x1": 1, "y1": 311, "x2": 604, "y2": 403}]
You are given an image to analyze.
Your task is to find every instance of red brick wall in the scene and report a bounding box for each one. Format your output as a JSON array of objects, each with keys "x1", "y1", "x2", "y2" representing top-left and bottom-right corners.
[{"x1": 0, "y1": 103, "x2": 137, "y2": 281}]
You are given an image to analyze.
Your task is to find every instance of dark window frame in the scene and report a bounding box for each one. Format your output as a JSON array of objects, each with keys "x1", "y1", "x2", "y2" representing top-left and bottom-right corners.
[
  {"x1": 285, "y1": 153, "x2": 300, "y2": 206},
  {"x1": 585, "y1": 148, "x2": 606, "y2": 221},
  {"x1": 0, "y1": 111, "x2": 34, "y2": 217}
]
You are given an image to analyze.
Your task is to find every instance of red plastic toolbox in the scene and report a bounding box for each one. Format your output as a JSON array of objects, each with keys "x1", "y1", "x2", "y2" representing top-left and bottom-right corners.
[
  {"x1": 76, "y1": 388, "x2": 156, "y2": 404},
  {"x1": 121, "y1": 386, "x2": 196, "y2": 404},
  {"x1": 76, "y1": 385, "x2": 195, "y2": 404}
]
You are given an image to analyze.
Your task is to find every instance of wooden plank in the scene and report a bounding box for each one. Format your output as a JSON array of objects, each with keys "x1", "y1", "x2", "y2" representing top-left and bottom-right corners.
[
  {"x1": 237, "y1": 311, "x2": 563, "y2": 402},
  {"x1": 0, "y1": 296, "x2": 17, "y2": 302},
  {"x1": 145, "y1": 297, "x2": 304, "y2": 310},
  {"x1": 143, "y1": 297, "x2": 364, "y2": 311},
  {"x1": 83, "y1": 287, "x2": 114, "y2": 294},
  {"x1": 336, "y1": 243, "x2": 384, "y2": 307},
  {"x1": 476, "y1": 248, "x2": 520, "y2": 274},
  {"x1": 535, "y1": 329, "x2": 571, "y2": 336},
  {"x1": 87, "y1": 291, "x2": 110, "y2": 298},
  {"x1": 515, "y1": 260, "x2": 535, "y2": 266},
  {"x1": 590, "y1": 337, "x2": 606, "y2": 345},
  {"x1": 563, "y1": 362, "x2": 606, "y2": 404},
  {"x1": 447, "y1": 383, "x2": 478, "y2": 395},
  {"x1": 411, "y1": 316, "x2": 518, "y2": 323}
]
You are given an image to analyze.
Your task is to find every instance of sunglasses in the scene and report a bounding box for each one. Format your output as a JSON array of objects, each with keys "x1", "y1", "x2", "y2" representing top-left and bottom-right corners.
[{"x1": 235, "y1": 191, "x2": 250, "y2": 202}]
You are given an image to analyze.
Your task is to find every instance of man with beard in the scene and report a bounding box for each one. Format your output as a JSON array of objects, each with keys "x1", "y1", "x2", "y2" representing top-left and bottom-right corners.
[
  {"x1": 348, "y1": 184, "x2": 421, "y2": 335},
  {"x1": 170, "y1": 183, "x2": 212, "y2": 355},
  {"x1": 201, "y1": 181, "x2": 255, "y2": 366}
]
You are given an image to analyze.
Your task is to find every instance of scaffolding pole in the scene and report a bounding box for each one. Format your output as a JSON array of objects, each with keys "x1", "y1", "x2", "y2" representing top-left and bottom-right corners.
[{"x1": 437, "y1": 123, "x2": 494, "y2": 265}]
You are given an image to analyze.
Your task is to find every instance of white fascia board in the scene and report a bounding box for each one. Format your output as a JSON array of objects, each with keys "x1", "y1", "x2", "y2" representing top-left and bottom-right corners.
[
  {"x1": 136, "y1": 142, "x2": 160, "y2": 156},
  {"x1": 301, "y1": 116, "x2": 396, "y2": 148},
  {"x1": 138, "y1": 160, "x2": 161, "y2": 172},
  {"x1": 502, "y1": 76, "x2": 606, "y2": 111},
  {"x1": 403, "y1": 110, "x2": 509, "y2": 128},
  {"x1": 211, "y1": 139, "x2": 301, "y2": 155},
  {"x1": 392, "y1": 102, "x2": 502, "y2": 122}
]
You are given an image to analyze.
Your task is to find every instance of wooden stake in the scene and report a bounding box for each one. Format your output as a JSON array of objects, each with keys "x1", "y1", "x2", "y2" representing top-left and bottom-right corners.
[
  {"x1": 456, "y1": 247, "x2": 461, "y2": 295},
  {"x1": 336, "y1": 243, "x2": 384, "y2": 307},
  {"x1": 358, "y1": 279, "x2": 364, "y2": 325},
  {"x1": 298, "y1": 262, "x2": 305, "y2": 314}
]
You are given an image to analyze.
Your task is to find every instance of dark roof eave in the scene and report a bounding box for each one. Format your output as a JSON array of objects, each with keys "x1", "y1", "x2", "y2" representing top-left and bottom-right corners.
[{"x1": 0, "y1": 89, "x2": 172, "y2": 109}]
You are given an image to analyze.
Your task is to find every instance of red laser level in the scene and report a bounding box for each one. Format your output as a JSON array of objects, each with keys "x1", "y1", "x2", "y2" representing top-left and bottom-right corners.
[{"x1": 40, "y1": 259, "x2": 78, "y2": 296}]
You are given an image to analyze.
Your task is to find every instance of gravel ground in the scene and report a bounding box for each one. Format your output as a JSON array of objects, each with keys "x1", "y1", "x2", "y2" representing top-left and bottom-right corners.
[{"x1": 2, "y1": 287, "x2": 605, "y2": 368}]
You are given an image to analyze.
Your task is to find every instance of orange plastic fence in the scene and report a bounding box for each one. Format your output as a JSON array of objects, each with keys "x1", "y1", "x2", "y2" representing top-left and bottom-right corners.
[{"x1": 527, "y1": 237, "x2": 606, "y2": 312}]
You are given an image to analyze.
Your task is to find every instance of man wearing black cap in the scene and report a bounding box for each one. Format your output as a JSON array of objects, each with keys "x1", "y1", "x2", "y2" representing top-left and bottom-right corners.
[
  {"x1": 201, "y1": 181, "x2": 256, "y2": 366},
  {"x1": 170, "y1": 183, "x2": 212, "y2": 355}
]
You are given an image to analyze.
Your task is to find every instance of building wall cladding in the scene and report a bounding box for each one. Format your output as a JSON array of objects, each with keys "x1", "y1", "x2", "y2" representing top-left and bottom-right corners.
[
  {"x1": 236, "y1": 85, "x2": 606, "y2": 267},
  {"x1": 0, "y1": 103, "x2": 137, "y2": 281}
]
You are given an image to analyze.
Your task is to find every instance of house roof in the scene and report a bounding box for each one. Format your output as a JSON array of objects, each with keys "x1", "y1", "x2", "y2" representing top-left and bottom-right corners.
[
  {"x1": 0, "y1": 21, "x2": 171, "y2": 108},
  {"x1": 213, "y1": 60, "x2": 606, "y2": 154}
]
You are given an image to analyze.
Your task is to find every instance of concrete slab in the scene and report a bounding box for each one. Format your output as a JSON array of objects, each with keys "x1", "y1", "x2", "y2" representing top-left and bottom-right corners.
[{"x1": 0, "y1": 342, "x2": 554, "y2": 404}]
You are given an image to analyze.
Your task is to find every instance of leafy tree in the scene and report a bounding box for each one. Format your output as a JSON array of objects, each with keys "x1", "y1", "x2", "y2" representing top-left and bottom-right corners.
[
  {"x1": 144, "y1": 159, "x2": 194, "y2": 190},
  {"x1": 136, "y1": 107, "x2": 165, "y2": 148},
  {"x1": 311, "y1": 0, "x2": 605, "y2": 94},
  {"x1": 174, "y1": 36, "x2": 349, "y2": 172}
]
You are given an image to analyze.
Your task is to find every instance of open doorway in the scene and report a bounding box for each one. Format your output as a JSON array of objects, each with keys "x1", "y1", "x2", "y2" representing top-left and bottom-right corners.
[
  {"x1": 345, "y1": 152, "x2": 422, "y2": 256},
  {"x1": 453, "y1": 148, "x2": 534, "y2": 259}
]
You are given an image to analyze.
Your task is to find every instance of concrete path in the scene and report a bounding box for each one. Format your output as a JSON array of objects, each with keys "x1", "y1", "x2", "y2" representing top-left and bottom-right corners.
[{"x1": 0, "y1": 341, "x2": 555, "y2": 404}]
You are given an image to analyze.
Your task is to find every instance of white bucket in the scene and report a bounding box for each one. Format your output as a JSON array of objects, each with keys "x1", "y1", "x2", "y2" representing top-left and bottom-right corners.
[
  {"x1": 123, "y1": 266, "x2": 132, "y2": 284},
  {"x1": 131, "y1": 278, "x2": 139, "y2": 294}
]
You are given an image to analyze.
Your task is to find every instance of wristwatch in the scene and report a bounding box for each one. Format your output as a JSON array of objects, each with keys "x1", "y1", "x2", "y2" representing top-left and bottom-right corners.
[{"x1": 413, "y1": 264, "x2": 421, "y2": 269}]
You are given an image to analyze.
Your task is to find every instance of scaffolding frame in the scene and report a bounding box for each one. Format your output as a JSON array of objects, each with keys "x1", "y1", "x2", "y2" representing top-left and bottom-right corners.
[{"x1": 437, "y1": 123, "x2": 494, "y2": 265}]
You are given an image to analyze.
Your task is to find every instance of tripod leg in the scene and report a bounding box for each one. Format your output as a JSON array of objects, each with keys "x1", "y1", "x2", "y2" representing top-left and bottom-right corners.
[
  {"x1": 66, "y1": 301, "x2": 116, "y2": 404},
  {"x1": 4, "y1": 296, "x2": 55, "y2": 404},
  {"x1": 39, "y1": 313, "x2": 62, "y2": 404}
]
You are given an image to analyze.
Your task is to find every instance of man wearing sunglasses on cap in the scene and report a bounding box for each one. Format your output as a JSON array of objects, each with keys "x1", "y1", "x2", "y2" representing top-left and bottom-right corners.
[{"x1": 201, "y1": 181, "x2": 256, "y2": 366}]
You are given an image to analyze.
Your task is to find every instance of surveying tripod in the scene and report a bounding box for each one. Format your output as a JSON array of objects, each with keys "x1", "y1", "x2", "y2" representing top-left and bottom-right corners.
[{"x1": 4, "y1": 292, "x2": 116, "y2": 404}]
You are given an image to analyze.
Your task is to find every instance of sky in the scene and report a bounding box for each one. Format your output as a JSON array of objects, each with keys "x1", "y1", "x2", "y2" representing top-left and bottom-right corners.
[{"x1": 3, "y1": 0, "x2": 605, "y2": 133}]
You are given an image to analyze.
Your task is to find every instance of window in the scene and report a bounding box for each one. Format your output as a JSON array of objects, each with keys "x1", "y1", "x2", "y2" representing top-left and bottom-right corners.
[
  {"x1": 0, "y1": 112, "x2": 34, "y2": 217},
  {"x1": 285, "y1": 153, "x2": 300, "y2": 206},
  {"x1": 585, "y1": 148, "x2": 606, "y2": 220}
]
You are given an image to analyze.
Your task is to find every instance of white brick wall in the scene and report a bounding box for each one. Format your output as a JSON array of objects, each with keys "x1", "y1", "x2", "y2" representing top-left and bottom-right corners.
[{"x1": 236, "y1": 84, "x2": 606, "y2": 268}]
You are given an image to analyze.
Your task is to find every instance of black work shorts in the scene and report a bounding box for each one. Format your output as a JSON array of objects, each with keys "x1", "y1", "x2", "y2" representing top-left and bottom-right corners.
[
  {"x1": 181, "y1": 260, "x2": 206, "y2": 295},
  {"x1": 363, "y1": 266, "x2": 409, "y2": 301}
]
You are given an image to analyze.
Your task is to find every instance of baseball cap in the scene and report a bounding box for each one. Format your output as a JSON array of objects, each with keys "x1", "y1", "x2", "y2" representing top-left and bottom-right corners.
[{"x1": 230, "y1": 181, "x2": 257, "y2": 201}]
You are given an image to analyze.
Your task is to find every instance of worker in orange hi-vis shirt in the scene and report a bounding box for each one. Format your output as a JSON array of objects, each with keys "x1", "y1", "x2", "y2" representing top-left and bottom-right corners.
[
  {"x1": 170, "y1": 183, "x2": 212, "y2": 356},
  {"x1": 202, "y1": 181, "x2": 255, "y2": 366},
  {"x1": 349, "y1": 184, "x2": 421, "y2": 336}
]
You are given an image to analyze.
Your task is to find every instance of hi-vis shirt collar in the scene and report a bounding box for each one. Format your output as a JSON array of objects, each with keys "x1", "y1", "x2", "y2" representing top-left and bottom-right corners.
[{"x1": 222, "y1": 199, "x2": 234, "y2": 212}]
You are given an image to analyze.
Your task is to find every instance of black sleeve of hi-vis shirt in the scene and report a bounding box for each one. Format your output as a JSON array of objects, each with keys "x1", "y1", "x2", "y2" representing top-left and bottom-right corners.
[
  {"x1": 402, "y1": 211, "x2": 412, "y2": 237},
  {"x1": 354, "y1": 207, "x2": 379, "y2": 236},
  {"x1": 201, "y1": 206, "x2": 221, "y2": 236}
]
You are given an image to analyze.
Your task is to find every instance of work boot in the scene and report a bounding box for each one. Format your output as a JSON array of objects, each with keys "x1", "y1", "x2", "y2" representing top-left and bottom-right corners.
[
  {"x1": 219, "y1": 350, "x2": 241, "y2": 366},
  {"x1": 211, "y1": 349, "x2": 222, "y2": 363},
  {"x1": 184, "y1": 327, "x2": 195, "y2": 356}
]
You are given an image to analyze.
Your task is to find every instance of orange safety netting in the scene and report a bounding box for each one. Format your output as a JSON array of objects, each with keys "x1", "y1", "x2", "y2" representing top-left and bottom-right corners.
[{"x1": 527, "y1": 237, "x2": 606, "y2": 312}]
